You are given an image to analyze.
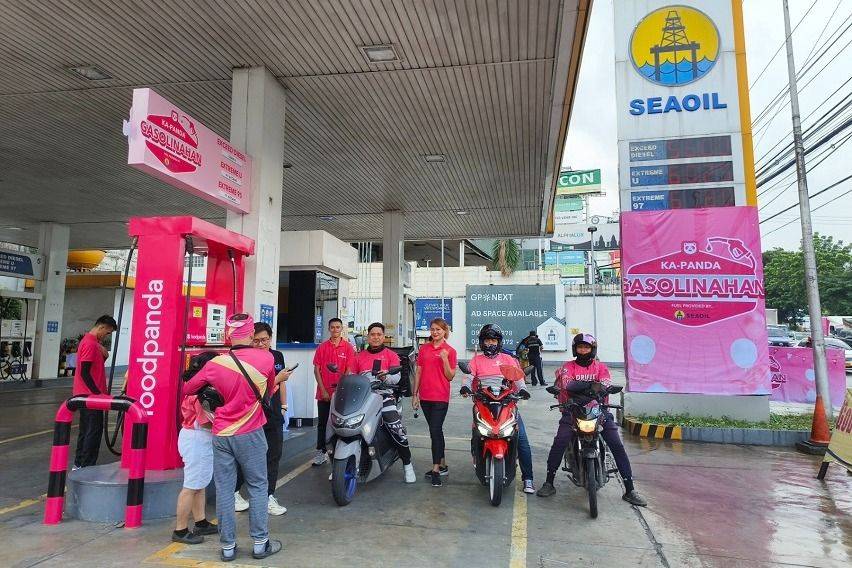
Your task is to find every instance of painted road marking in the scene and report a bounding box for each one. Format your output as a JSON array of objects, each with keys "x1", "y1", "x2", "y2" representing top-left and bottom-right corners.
[
  {"x1": 146, "y1": 459, "x2": 314, "y2": 567},
  {"x1": 409, "y1": 433, "x2": 469, "y2": 442},
  {"x1": 0, "y1": 424, "x2": 77, "y2": 446},
  {"x1": 0, "y1": 493, "x2": 46, "y2": 516},
  {"x1": 510, "y1": 481, "x2": 528, "y2": 568}
]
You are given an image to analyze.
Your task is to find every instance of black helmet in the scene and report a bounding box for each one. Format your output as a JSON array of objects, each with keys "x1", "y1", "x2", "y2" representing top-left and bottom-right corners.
[
  {"x1": 478, "y1": 324, "x2": 503, "y2": 356},
  {"x1": 183, "y1": 351, "x2": 224, "y2": 415},
  {"x1": 572, "y1": 333, "x2": 597, "y2": 359}
]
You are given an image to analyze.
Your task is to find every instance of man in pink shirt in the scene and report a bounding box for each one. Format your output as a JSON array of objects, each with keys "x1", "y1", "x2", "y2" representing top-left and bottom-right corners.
[
  {"x1": 72, "y1": 315, "x2": 116, "y2": 469},
  {"x1": 311, "y1": 317, "x2": 355, "y2": 466},
  {"x1": 183, "y1": 314, "x2": 282, "y2": 562}
]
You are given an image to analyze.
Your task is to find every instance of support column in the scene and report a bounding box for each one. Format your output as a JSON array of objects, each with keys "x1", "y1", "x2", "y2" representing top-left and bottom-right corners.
[
  {"x1": 459, "y1": 240, "x2": 465, "y2": 267},
  {"x1": 382, "y1": 211, "x2": 404, "y2": 346},
  {"x1": 33, "y1": 223, "x2": 69, "y2": 379},
  {"x1": 226, "y1": 67, "x2": 286, "y2": 338}
]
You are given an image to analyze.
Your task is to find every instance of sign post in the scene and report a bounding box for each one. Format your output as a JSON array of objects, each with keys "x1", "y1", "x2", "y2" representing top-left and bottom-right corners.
[{"x1": 818, "y1": 389, "x2": 852, "y2": 479}]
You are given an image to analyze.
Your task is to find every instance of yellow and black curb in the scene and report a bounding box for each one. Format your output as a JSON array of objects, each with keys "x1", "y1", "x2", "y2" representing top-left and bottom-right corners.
[{"x1": 622, "y1": 416, "x2": 682, "y2": 440}]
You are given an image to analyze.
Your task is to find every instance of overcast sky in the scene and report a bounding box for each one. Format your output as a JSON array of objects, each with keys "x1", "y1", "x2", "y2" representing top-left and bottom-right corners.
[{"x1": 563, "y1": 0, "x2": 852, "y2": 251}]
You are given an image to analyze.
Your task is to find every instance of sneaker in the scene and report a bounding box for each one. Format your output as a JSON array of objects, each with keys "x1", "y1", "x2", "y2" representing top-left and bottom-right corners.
[
  {"x1": 424, "y1": 466, "x2": 449, "y2": 480},
  {"x1": 234, "y1": 491, "x2": 249, "y2": 512},
  {"x1": 536, "y1": 482, "x2": 556, "y2": 497},
  {"x1": 267, "y1": 495, "x2": 287, "y2": 516},
  {"x1": 193, "y1": 522, "x2": 218, "y2": 536},
  {"x1": 312, "y1": 450, "x2": 329, "y2": 466},
  {"x1": 403, "y1": 463, "x2": 417, "y2": 483},
  {"x1": 431, "y1": 473, "x2": 443, "y2": 487},
  {"x1": 622, "y1": 490, "x2": 648, "y2": 507},
  {"x1": 221, "y1": 546, "x2": 237, "y2": 562},
  {"x1": 523, "y1": 479, "x2": 536, "y2": 494},
  {"x1": 172, "y1": 531, "x2": 203, "y2": 544},
  {"x1": 252, "y1": 539, "x2": 283, "y2": 560}
]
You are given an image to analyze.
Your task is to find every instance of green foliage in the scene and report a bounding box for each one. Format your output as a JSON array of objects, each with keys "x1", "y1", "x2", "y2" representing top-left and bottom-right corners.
[
  {"x1": 0, "y1": 298, "x2": 22, "y2": 320},
  {"x1": 630, "y1": 413, "x2": 835, "y2": 430},
  {"x1": 491, "y1": 239, "x2": 520, "y2": 276},
  {"x1": 762, "y1": 234, "x2": 852, "y2": 326}
]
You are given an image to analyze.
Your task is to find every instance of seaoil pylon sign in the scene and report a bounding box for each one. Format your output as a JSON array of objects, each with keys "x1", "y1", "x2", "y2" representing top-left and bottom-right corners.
[{"x1": 615, "y1": 1, "x2": 769, "y2": 396}]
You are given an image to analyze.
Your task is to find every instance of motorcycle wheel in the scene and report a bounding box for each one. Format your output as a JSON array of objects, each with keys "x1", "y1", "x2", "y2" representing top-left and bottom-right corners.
[
  {"x1": 487, "y1": 454, "x2": 505, "y2": 507},
  {"x1": 331, "y1": 456, "x2": 358, "y2": 507},
  {"x1": 585, "y1": 456, "x2": 598, "y2": 518}
]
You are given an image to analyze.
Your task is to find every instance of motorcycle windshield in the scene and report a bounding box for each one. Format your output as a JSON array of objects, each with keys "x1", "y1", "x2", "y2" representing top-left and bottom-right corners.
[{"x1": 333, "y1": 373, "x2": 373, "y2": 415}]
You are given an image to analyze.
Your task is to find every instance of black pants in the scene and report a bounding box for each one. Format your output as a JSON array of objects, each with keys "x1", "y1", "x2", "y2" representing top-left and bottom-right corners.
[
  {"x1": 529, "y1": 355, "x2": 545, "y2": 385},
  {"x1": 546, "y1": 413, "x2": 633, "y2": 481},
  {"x1": 380, "y1": 394, "x2": 411, "y2": 465},
  {"x1": 316, "y1": 400, "x2": 331, "y2": 452},
  {"x1": 420, "y1": 400, "x2": 449, "y2": 464},
  {"x1": 74, "y1": 408, "x2": 103, "y2": 467},
  {"x1": 236, "y1": 418, "x2": 284, "y2": 496}
]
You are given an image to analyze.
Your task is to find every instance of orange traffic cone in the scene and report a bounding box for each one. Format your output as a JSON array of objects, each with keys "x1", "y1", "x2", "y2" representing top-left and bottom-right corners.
[{"x1": 796, "y1": 395, "x2": 831, "y2": 455}]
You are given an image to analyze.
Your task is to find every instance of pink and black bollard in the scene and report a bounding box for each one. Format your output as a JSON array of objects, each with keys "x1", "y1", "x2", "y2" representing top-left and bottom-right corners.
[{"x1": 44, "y1": 395, "x2": 149, "y2": 527}]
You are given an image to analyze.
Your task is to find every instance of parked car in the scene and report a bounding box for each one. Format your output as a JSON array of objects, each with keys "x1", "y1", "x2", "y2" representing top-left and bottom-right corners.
[
  {"x1": 767, "y1": 326, "x2": 793, "y2": 347},
  {"x1": 798, "y1": 337, "x2": 852, "y2": 371}
]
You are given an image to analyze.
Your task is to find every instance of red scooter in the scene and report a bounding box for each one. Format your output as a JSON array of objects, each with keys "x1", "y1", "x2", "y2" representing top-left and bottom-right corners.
[{"x1": 458, "y1": 362, "x2": 524, "y2": 506}]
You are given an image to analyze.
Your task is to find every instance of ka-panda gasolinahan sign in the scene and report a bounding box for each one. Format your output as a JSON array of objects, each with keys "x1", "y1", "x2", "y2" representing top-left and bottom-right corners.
[{"x1": 126, "y1": 88, "x2": 252, "y2": 214}]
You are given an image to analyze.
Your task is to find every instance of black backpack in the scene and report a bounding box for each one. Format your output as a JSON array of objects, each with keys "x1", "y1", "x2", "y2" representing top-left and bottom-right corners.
[{"x1": 388, "y1": 346, "x2": 416, "y2": 398}]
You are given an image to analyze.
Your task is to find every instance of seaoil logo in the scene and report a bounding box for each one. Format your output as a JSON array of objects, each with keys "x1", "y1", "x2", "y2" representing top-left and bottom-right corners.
[
  {"x1": 674, "y1": 310, "x2": 685, "y2": 320},
  {"x1": 630, "y1": 6, "x2": 719, "y2": 87}
]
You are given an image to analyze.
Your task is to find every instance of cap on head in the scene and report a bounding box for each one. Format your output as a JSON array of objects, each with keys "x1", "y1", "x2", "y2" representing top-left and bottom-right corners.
[{"x1": 227, "y1": 313, "x2": 255, "y2": 340}]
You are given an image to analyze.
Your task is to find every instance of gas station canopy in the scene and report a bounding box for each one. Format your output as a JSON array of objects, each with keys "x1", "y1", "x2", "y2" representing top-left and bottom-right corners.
[{"x1": 0, "y1": 0, "x2": 590, "y2": 248}]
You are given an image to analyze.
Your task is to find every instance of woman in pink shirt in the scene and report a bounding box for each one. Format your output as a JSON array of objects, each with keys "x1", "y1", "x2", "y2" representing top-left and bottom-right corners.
[{"x1": 411, "y1": 318, "x2": 456, "y2": 487}]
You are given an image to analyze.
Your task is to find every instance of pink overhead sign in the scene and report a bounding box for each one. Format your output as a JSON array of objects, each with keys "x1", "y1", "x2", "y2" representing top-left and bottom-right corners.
[
  {"x1": 126, "y1": 88, "x2": 251, "y2": 213},
  {"x1": 622, "y1": 207, "x2": 770, "y2": 395}
]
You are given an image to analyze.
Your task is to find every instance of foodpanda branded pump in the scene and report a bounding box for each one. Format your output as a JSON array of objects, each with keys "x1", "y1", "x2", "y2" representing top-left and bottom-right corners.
[{"x1": 120, "y1": 216, "x2": 254, "y2": 470}]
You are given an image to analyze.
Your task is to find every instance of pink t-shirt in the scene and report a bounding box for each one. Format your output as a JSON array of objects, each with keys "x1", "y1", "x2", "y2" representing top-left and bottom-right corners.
[
  {"x1": 73, "y1": 333, "x2": 107, "y2": 396},
  {"x1": 184, "y1": 346, "x2": 276, "y2": 436},
  {"x1": 555, "y1": 360, "x2": 612, "y2": 404},
  {"x1": 468, "y1": 352, "x2": 523, "y2": 392},
  {"x1": 350, "y1": 347, "x2": 400, "y2": 375},
  {"x1": 312, "y1": 338, "x2": 355, "y2": 399},
  {"x1": 417, "y1": 341, "x2": 457, "y2": 402},
  {"x1": 180, "y1": 395, "x2": 212, "y2": 430}
]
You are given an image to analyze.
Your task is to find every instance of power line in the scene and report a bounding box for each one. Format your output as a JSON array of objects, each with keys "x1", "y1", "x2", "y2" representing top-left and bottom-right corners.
[
  {"x1": 748, "y1": 0, "x2": 819, "y2": 90},
  {"x1": 760, "y1": 173, "x2": 852, "y2": 225}
]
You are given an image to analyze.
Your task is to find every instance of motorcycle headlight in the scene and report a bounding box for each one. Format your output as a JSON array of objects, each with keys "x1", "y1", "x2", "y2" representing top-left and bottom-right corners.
[
  {"x1": 331, "y1": 414, "x2": 345, "y2": 427},
  {"x1": 343, "y1": 414, "x2": 365, "y2": 428},
  {"x1": 498, "y1": 419, "x2": 517, "y2": 438},
  {"x1": 577, "y1": 418, "x2": 597, "y2": 433},
  {"x1": 476, "y1": 421, "x2": 492, "y2": 437}
]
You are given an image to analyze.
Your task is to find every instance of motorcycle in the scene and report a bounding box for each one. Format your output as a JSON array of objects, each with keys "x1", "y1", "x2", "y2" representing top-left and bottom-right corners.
[
  {"x1": 458, "y1": 361, "x2": 528, "y2": 506},
  {"x1": 325, "y1": 362, "x2": 405, "y2": 506},
  {"x1": 547, "y1": 382, "x2": 624, "y2": 518}
]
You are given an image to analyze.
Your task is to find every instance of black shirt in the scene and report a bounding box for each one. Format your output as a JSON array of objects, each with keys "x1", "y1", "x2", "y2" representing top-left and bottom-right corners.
[
  {"x1": 266, "y1": 349, "x2": 286, "y2": 423},
  {"x1": 520, "y1": 335, "x2": 543, "y2": 357}
]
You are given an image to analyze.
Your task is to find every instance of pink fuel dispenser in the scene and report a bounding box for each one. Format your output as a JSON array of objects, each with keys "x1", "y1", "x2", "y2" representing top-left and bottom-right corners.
[{"x1": 122, "y1": 216, "x2": 254, "y2": 470}]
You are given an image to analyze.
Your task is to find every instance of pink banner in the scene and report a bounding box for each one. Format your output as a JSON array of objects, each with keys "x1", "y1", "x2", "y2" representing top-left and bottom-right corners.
[
  {"x1": 127, "y1": 88, "x2": 251, "y2": 213},
  {"x1": 622, "y1": 206, "x2": 770, "y2": 395},
  {"x1": 769, "y1": 346, "x2": 847, "y2": 405}
]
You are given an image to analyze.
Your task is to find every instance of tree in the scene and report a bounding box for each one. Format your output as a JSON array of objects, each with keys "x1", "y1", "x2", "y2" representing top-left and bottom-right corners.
[
  {"x1": 491, "y1": 239, "x2": 520, "y2": 276},
  {"x1": 763, "y1": 234, "x2": 852, "y2": 326}
]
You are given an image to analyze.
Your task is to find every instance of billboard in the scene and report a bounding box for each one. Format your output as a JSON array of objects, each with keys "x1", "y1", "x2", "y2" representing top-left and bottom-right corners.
[
  {"x1": 621, "y1": 207, "x2": 769, "y2": 394},
  {"x1": 126, "y1": 88, "x2": 252, "y2": 213},
  {"x1": 0, "y1": 249, "x2": 44, "y2": 280},
  {"x1": 614, "y1": 2, "x2": 754, "y2": 210},
  {"x1": 769, "y1": 347, "x2": 847, "y2": 405},
  {"x1": 551, "y1": 223, "x2": 620, "y2": 251},
  {"x1": 544, "y1": 251, "x2": 585, "y2": 277},
  {"x1": 554, "y1": 196, "x2": 585, "y2": 225},
  {"x1": 415, "y1": 298, "x2": 453, "y2": 331},
  {"x1": 467, "y1": 285, "x2": 566, "y2": 351},
  {"x1": 556, "y1": 169, "x2": 602, "y2": 196}
]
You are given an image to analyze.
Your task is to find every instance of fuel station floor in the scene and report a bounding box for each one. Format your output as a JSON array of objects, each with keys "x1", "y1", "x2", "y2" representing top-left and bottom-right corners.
[{"x1": 1, "y1": 374, "x2": 851, "y2": 567}]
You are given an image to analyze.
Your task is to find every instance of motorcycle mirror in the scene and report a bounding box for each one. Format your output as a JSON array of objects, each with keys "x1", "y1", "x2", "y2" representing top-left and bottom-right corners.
[
  {"x1": 326, "y1": 363, "x2": 339, "y2": 373},
  {"x1": 458, "y1": 362, "x2": 472, "y2": 374},
  {"x1": 387, "y1": 366, "x2": 402, "y2": 375},
  {"x1": 607, "y1": 385, "x2": 624, "y2": 394}
]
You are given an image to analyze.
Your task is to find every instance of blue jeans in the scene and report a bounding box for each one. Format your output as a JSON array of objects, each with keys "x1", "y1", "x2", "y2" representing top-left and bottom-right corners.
[{"x1": 517, "y1": 413, "x2": 533, "y2": 481}]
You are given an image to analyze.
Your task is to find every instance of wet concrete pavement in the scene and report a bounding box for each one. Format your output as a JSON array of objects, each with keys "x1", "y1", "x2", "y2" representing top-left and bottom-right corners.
[{"x1": 0, "y1": 372, "x2": 850, "y2": 567}]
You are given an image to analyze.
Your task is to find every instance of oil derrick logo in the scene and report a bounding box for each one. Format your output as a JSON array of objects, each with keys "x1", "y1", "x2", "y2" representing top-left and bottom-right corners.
[{"x1": 630, "y1": 6, "x2": 719, "y2": 86}]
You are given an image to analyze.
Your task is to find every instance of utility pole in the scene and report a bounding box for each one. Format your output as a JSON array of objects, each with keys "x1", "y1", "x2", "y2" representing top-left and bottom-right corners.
[
  {"x1": 588, "y1": 226, "x2": 598, "y2": 339},
  {"x1": 440, "y1": 239, "x2": 445, "y2": 319},
  {"x1": 783, "y1": 0, "x2": 832, "y2": 419}
]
